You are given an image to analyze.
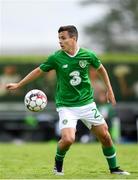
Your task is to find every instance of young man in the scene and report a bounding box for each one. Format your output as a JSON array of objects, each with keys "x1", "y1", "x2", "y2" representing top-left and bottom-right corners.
[{"x1": 6, "y1": 25, "x2": 130, "y2": 176}]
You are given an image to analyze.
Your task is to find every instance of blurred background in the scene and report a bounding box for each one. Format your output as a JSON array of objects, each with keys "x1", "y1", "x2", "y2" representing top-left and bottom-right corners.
[{"x1": 0, "y1": 0, "x2": 138, "y2": 143}]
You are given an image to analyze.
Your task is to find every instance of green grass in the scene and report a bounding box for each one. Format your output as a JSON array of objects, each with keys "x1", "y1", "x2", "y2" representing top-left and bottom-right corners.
[{"x1": 0, "y1": 142, "x2": 138, "y2": 179}]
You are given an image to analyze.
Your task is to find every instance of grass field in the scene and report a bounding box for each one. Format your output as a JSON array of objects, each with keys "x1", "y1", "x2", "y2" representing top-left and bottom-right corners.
[{"x1": 0, "y1": 142, "x2": 138, "y2": 179}]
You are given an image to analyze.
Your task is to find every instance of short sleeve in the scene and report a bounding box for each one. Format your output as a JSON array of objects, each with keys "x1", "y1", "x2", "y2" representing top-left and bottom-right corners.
[
  {"x1": 89, "y1": 51, "x2": 101, "y2": 69},
  {"x1": 39, "y1": 54, "x2": 56, "y2": 72}
]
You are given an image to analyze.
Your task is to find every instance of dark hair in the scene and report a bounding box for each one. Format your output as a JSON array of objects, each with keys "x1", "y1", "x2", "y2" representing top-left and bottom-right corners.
[{"x1": 58, "y1": 25, "x2": 78, "y2": 41}]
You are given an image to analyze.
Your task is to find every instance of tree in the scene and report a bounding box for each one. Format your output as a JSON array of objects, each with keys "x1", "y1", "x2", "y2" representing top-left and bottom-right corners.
[{"x1": 80, "y1": 0, "x2": 138, "y2": 52}]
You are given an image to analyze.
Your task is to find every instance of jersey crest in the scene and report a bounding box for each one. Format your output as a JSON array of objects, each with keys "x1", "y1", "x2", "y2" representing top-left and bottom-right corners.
[{"x1": 79, "y1": 60, "x2": 87, "y2": 68}]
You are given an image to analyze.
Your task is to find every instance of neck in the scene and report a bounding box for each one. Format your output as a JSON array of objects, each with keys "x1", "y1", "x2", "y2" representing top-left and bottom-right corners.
[{"x1": 66, "y1": 45, "x2": 78, "y2": 56}]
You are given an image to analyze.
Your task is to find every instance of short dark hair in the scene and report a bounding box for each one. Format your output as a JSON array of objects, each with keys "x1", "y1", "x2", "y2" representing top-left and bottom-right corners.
[{"x1": 58, "y1": 25, "x2": 78, "y2": 41}]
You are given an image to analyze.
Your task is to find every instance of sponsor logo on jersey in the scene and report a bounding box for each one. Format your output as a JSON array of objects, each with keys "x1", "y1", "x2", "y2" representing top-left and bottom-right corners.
[
  {"x1": 62, "y1": 64, "x2": 68, "y2": 68},
  {"x1": 79, "y1": 60, "x2": 87, "y2": 68}
]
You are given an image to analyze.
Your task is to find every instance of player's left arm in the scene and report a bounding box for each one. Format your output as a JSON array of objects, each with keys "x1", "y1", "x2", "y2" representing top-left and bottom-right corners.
[{"x1": 96, "y1": 64, "x2": 116, "y2": 106}]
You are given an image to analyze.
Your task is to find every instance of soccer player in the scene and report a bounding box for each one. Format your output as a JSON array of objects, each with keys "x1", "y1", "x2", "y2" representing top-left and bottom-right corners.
[{"x1": 6, "y1": 25, "x2": 130, "y2": 176}]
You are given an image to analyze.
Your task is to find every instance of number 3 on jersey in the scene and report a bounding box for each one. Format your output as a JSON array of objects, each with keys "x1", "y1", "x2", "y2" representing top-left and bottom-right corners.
[{"x1": 69, "y1": 71, "x2": 81, "y2": 86}]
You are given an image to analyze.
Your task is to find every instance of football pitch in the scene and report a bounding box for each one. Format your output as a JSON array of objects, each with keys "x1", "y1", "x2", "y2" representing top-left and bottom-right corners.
[{"x1": 0, "y1": 142, "x2": 137, "y2": 179}]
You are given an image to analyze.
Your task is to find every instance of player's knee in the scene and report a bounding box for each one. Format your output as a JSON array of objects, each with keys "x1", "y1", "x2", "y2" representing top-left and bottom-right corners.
[{"x1": 62, "y1": 136, "x2": 75, "y2": 146}]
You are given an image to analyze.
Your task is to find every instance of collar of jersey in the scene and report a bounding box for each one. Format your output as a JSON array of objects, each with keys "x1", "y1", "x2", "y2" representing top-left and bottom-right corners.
[{"x1": 64, "y1": 47, "x2": 80, "y2": 58}]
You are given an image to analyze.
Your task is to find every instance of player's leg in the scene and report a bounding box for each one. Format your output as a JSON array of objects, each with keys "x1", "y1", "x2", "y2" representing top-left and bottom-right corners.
[
  {"x1": 58, "y1": 127, "x2": 76, "y2": 149},
  {"x1": 91, "y1": 123, "x2": 130, "y2": 175},
  {"x1": 91, "y1": 123, "x2": 117, "y2": 168},
  {"x1": 54, "y1": 128, "x2": 76, "y2": 175},
  {"x1": 54, "y1": 107, "x2": 77, "y2": 175},
  {"x1": 80, "y1": 102, "x2": 129, "y2": 175}
]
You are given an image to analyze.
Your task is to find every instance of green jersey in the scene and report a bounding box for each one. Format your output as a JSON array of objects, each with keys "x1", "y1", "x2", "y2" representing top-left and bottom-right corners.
[{"x1": 40, "y1": 48, "x2": 101, "y2": 107}]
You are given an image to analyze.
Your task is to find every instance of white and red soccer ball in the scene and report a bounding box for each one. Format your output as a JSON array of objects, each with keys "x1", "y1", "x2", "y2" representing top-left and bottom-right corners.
[{"x1": 24, "y1": 89, "x2": 47, "y2": 112}]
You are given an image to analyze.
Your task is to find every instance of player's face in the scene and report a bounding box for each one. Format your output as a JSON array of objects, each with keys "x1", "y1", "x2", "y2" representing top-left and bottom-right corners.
[{"x1": 58, "y1": 31, "x2": 76, "y2": 53}]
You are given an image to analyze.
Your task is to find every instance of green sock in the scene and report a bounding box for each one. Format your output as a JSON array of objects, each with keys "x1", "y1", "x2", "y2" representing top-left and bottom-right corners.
[
  {"x1": 55, "y1": 146, "x2": 69, "y2": 162},
  {"x1": 102, "y1": 145, "x2": 117, "y2": 169}
]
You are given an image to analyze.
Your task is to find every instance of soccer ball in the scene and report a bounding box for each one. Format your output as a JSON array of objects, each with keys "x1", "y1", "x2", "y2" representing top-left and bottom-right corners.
[{"x1": 24, "y1": 89, "x2": 47, "y2": 112}]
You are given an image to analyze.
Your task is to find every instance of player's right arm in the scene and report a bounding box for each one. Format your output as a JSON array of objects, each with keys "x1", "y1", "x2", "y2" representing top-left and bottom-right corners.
[{"x1": 6, "y1": 67, "x2": 44, "y2": 90}]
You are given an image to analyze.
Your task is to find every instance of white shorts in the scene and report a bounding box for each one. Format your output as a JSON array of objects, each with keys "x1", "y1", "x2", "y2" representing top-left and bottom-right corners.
[{"x1": 56, "y1": 102, "x2": 105, "y2": 130}]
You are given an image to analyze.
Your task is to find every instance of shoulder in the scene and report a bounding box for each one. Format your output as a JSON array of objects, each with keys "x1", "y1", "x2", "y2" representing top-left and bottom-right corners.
[
  {"x1": 79, "y1": 48, "x2": 101, "y2": 68},
  {"x1": 44, "y1": 50, "x2": 62, "y2": 62}
]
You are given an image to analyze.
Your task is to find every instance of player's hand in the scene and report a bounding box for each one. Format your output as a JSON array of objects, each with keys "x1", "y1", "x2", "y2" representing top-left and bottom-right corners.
[
  {"x1": 6, "y1": 83, "x2": 20, "y2": 90},
  {"x1": 106, "y1": 89, "x2": 116, "y2": 106}
]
